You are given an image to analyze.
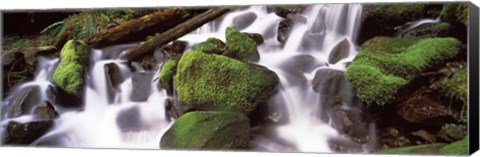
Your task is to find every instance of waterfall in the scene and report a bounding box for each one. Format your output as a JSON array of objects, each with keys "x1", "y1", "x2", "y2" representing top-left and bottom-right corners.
[{"x1": 1, "y1": 4, "x2": 370, "y2": 152}]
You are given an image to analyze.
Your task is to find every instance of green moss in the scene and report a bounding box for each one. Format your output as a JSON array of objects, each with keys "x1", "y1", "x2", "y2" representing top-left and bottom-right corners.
[
  {"x1": 439, "y1": 67, "x2": 467, "y2": 122},
  {"x1": 52, "y1": 40, "x2": 88, "y2": 97},
  {"x1": 160, "y1": 111, "x2": 250, "y2": 149},
  {"x1": 439, "y1": 137, "x2": 469, "y2": 155},
  {"x1": 158, "y1": 57, "x2": 179, "y2": 93},
  {"x1": 192, "y1": 37, "x2": 225, "y2": 54},
  {"x1": 368, "y1": 4, "x2": 425, "y2": 17},
  {"x1": 377, "y1": 143, "x2": 447, "y2": 154},
  {"x1": 225, "y1": 27, "x2": 259, "y2": 61},
  {"x1": 174, "y1": 51, "x2": 278, "y2": 114},
  {"x1": 441, "y1": 3, "x2": 469, "y2": 27},
  {"x1": 346, "y1": 37, "x2": 461, "y2": 106}
]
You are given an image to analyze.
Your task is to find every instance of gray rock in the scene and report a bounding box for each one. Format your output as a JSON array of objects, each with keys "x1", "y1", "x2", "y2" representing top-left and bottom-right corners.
[
  {"x1": 130, "y1": 71, "x2": 154, "y2": 102},
  {"x1": 232, "y1": 12, "x2": 257, "y2": 30},
  {"x1": 33, "y1": 101, "x2": 59, "y2": 120},
  {"x1": 328, "y1": 38, "x2": 351, "y2": 64}
]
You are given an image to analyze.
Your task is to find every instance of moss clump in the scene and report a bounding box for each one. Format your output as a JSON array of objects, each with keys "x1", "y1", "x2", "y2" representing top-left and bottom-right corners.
[
  {"x1": 439, "y1": 137, "x2": 468, "y2": 155},
  {"x1": 367, "y1": 4, "x2": 425, "y2": 18},
  {"x1": 174, "y1": 51, "x2": 279, "y2": 114},
  {"x1": 346, "y1": 37, "x2": 461, "y2": 106},
  {"x1": 160, "y1": 111, "x2": 250, "y2": 149},
  {"x1": 52, "y1": 40, "x2": 88, "y2": 97},
  {"x1": 192, "y1": 37, "x2": 225, "y2": 54},
  {"x1": 439, "y1": 67, "x2": 467, "y2": 122},
  {"x1": 377, "y1": 143, "x2": 447, "y2": 154},
  {"x1": 224, "y1": 27, "x2": 259, "y2": 62},
  {"x1": 158, "y1": 57, "x2": 179, "y2": 94}
]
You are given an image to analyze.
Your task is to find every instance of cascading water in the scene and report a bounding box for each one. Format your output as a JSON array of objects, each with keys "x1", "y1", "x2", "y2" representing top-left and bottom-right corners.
[{"x1": 1, "y1": 4, "x2": 372, "y2": 153}]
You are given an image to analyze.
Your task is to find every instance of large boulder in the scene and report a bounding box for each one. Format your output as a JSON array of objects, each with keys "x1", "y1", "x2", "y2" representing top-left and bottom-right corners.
[
  {"x1": 52, "y1": 40, "x2": 89, "y2": 101},
  {"x1": 160, "y1": 111, "x2": 250, "y2": 149},
  {"x1": 345, "y1": 37, "x2": 461, "y2": 106},
  {"x1": 174, "y1": 51, "x2": 279, "y2": 115},
  {"x1": 4, "y1": 86, "x2": 41, "y2": 118},
  {"x1": 224, "y1": 27, "x2": 260, "y2": 62}
]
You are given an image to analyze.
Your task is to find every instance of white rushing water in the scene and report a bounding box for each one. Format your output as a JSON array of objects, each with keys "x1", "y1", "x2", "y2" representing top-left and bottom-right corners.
[{"x1": 1, "y1": 4, "x2": 368, "y2": 152}]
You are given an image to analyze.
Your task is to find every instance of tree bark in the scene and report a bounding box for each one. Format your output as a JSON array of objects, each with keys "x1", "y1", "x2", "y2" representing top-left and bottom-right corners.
[
  {"x1": 84, "y1": 8, "x2": 200, "y2": 48},
  {"x1": 124, "y1": 8, "x2": 230, "y2": 62}
]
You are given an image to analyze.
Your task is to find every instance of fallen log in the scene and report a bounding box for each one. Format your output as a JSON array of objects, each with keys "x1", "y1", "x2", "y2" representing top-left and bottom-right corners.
[
  {"x1": 124, "y1": 8, "x2": 230, "y2": 62},
  {"x1": 85, "y1": 8, "x2": 200, "y2": 48}
]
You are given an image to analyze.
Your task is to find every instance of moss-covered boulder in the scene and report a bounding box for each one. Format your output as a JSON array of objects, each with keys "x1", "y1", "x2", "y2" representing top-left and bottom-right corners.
[
  {"x1": 439, "y1": 137, "x2": 468, "y2": 155},
  {"x1": 345, "y1": 37, "x2": 461, "y2": 106},
  {"x1": 52, "y1": 40, "x2": 88, "y2": 99},
  {"x1": 376, "y1": 143, "x2": 447, "y2": 154},
  {"x1": 224, "y1": 27, "x2": 260, "y2": 62},
  {"x1": 358, "y1": 4, "x2": 443, "y2": 44},
  {"x1": 174, "y1": 51, "x2": 279, "y2": 114},
  {"x1": 192, "y1": 37, "x2": 225, "y2": 55},
  {"x1": 160, "y1": 111, "x2": 250, "y2": 149},
  {"x1": 158, "y1": 57, "x2": 180, "y2": 95}
]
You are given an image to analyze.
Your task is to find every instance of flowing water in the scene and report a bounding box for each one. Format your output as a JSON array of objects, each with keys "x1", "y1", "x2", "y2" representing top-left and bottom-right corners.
[{"x1": 1, "y1": 4, "x2": 371, "y2": 153}]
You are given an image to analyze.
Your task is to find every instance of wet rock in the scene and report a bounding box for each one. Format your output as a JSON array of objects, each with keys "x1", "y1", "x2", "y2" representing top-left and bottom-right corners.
[
  {"x1": 5, "y1": 86, "x2": 41, "y2": 118},
  {"x1": 116, "y1": 106, "x2": 145, "y2": 132},
  {"x1": 52, "y1": 85, "x2": 82, "y2": 108},
  {"x1": 232, "y1": 12, "x2": 257, "y2": 30},
  {"x1": 329, "y1": 106, "x2": 370, "y2": 138},
  {"x1": 130, "y1": 71, "x2": 154, "y2": 102},
  {"x1": 33, "y1": 101, "x2": 59, "y2": 120},
  {"x1": 312, "y1": 69, "x2": 354, "y2": 96},
  {"x1": 277, "y1": 19, "x2": 292, "y2": 43},
  {"x1": 104, "y1": 63, "x2": 123, "y2": 102},
  {"x1": 279, "y1": 54, "x2": 325, "y2": 73},
  {"x1": 4, "y1": 120, "x2": 54, "y2": 145},
  {"x1": 160, "y1": 111, "x2": 250, "y2": 149},
  {"x1": 244, "y1": 33, "x2": 264, "y2": 45},
  {"x1": 396, "y1": 96, "x2": 451, "y2": 124},
  {"x1": 267, "y1": 5, "x2": 307, "y2": 18},
  {"x1": 328, "y1": 38, "x2": 350, "y2": 64},
  {"x1": 164, "y1": 98, "x2": 180, "y2": 121},
  {"x1": 286, "y1": 14, "x2": 307, "y2": 24}
]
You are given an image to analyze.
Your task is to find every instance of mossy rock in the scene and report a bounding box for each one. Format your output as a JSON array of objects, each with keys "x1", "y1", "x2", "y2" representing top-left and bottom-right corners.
[
  {"x1": 174, "y1": 51, "x2": 279, "y2": 114},
  {"x1": 52, "y1": 40, "x2": 88, "y2": 99},
  {"x1": 192, "y1": 37, "x2": 225, "y2": 55},
  {"x1": 358, "y1": 3, "x2": 443, "y2": 44},
  {"x1": 158, "y1": 57, "x2": 180, "y2": 95},
  {"x1": 224, "y1": 27, "x2": 260, "y2": 62},
  {"x1": 439, "y1": 137, "x2": 469, "y2": 155},
  {"x1": 160, "y1": 111, "x2": 250, "y2": 149},
  {"x1": 345, "y1": 37, "x2": 461, "y2": 106},
  {"x1": 376, "y1": 143, "x2": 447, "y2": 155}
]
